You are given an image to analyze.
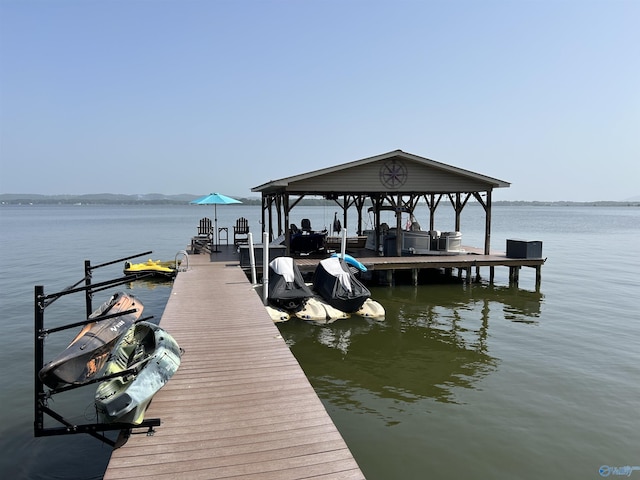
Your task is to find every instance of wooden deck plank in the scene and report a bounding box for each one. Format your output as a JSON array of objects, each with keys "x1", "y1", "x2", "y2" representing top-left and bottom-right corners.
[
  {"x1": 107, "y1": 449, "x2": 360, "y2": 480},
  {"x1": 107, "y1": 423, "x2": 342, "y2": 455},
  {"x1": 104, "y1": 251, "x2": 365, "y2": 480}
]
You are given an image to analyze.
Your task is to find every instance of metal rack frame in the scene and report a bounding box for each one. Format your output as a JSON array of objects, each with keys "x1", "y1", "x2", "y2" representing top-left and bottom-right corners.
[{"x1": 34, "y1": 251, "x2": 162, "y2": 447}]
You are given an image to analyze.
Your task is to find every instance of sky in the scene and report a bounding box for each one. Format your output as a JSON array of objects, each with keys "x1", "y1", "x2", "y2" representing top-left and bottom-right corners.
[{"x1": 0, "y1": 0, "x2": 638, "y2": 202}]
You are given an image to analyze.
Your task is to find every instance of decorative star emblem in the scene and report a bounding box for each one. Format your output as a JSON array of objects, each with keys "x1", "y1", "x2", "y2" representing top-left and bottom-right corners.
[{"x1": 379, "y1": 160, "x2": 407, "y2": 189}]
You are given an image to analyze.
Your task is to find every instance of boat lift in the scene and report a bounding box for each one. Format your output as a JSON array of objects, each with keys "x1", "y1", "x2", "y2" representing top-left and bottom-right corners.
[{"x1": 34, "y1": 251, "x2": 167, "y2": 447}]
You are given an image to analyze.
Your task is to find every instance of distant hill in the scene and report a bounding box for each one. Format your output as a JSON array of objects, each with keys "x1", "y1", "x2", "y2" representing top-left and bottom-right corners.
[
  {"x1": 0, "y1": 193, "x2": 260, "y2": 205},
  {"x1": 1, "y1": 193, "x2": 638, "y2": 207}
]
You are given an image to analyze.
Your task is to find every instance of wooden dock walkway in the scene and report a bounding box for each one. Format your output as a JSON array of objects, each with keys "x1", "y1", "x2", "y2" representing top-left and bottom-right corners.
[
  {"x1": 104, "y1": 241, "x2": 543, "y2": 478},
  {"x1": 103, "y1": 249, "x2": 366, "y2": 480}
]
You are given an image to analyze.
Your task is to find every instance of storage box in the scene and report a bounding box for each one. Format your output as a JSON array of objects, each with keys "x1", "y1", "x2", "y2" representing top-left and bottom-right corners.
[{"x1": 506, "y1": 239, "x2": 543, "y2": 259}]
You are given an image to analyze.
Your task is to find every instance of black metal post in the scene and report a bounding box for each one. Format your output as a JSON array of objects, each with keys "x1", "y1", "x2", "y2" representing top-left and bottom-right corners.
[
  {"x1": 84, "y1": 260, "x2": 93, "y2": 318},
  {"x1": 34, "y1": 285, "x2": 45, "y2": 436}
]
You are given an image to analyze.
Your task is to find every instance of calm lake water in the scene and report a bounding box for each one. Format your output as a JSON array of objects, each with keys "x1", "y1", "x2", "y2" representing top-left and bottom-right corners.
[{"x1": 0, "y1": 203, "x2": 638, "y2": 479}]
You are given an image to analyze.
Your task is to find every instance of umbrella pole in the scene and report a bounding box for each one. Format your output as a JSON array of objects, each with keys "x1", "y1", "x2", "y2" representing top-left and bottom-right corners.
[{"x1": 213, "y1": 205, "x2": 220, "y2": 253}]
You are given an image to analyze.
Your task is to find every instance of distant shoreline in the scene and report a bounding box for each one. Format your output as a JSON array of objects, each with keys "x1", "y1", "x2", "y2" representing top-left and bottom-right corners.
[{"x1": 0, "y1": 194, "x2": 638, "y2": 207}]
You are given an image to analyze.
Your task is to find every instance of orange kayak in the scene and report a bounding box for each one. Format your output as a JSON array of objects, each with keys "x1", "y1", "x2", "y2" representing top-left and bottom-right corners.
[{"x1": 38, "y1": 292, "x2": 144, "y2": 389}]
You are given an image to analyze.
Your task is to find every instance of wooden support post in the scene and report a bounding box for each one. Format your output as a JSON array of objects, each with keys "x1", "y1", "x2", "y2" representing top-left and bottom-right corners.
[
  {"x1": 489, "y1": 266, "x2": 495, "y2": 284},
  {"x1": 509, "y1": 266, "x2": 520, "y2": 286},
  {"x1": 378, "y1": 270, "x2": 393, "y2": 286},
  {"x1": 475, "y1": 266, "x2": 481, "y2": 282},
  {"x1": 465, "y1": 266, "x2": 472, "y2": 284},
  {"x1": 535, "y1": 265, "x2": 542, "y2": 290},
  {"x1": 412, "y1": 268, "x2": 418, "y2": 286}
]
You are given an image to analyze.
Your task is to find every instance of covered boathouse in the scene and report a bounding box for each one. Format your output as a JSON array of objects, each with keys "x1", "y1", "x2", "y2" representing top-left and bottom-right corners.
[
  {"x1": 252, "y1": 149, "x2": 509, "y2": 254},
  {"x1": 251, "y1": 150, "x2": 544, "y2": 288}
]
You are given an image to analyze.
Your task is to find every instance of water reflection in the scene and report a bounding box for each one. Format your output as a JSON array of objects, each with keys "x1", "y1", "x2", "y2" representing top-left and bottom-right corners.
[
  {"x1": 278, "y1": 282, "x2": 544, "y2": 410},
  {"x1": 125, "y1": 277, "x2": 174, "y2": 291}
]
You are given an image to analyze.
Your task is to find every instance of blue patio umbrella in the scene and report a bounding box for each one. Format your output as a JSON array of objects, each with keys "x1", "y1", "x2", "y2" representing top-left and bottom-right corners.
[{"x1": 190, "y1": 193, "x2": 242, "y2": 252}]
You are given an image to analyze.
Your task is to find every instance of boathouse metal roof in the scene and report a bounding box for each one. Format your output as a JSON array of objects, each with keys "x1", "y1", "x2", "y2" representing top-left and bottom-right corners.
[{"x1": 252, "y1": 149, "x2": 510, "y2": 195}]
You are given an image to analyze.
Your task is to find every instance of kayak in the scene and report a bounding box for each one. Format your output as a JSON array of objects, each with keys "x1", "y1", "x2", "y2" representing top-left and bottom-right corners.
[
  {"x1": 331, "y1": 252, "x2": 367, "y2": 272},
  {"x1": 39, "y1": 292, "x2": 144, "y2": 389},
  {"x1": 95, "y1": 321, "x2": 182, "y2": 425}
]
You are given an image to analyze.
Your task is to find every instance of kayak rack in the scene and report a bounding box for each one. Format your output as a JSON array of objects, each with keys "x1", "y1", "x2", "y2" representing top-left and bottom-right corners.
[{"x1": 34, "y1": 251, "x2": 163, "y2": 447}]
